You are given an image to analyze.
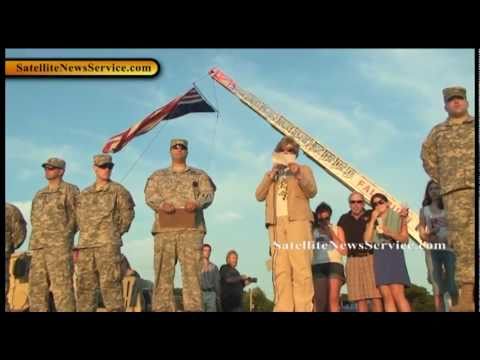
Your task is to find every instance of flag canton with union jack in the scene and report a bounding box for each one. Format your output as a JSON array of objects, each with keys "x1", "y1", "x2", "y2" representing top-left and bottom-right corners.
[
  {"x1": 165, "y1": 87, "x2": 215, "y2": 119},
  {"x1": 102, "y1": 86, "x2": 216, "y2": 153}
]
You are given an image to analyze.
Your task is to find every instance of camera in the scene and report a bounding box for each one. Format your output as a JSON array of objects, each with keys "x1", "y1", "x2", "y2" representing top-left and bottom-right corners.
[{"x1": 248, "y1": 277, "x2": 258, "y2": 283}]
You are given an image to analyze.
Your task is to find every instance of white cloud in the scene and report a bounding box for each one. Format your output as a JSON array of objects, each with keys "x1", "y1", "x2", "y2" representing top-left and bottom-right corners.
[
  {"x1": 66, "y1": 128, "x2": 109, "y2": 143},
  {"x1": 6, "y1": 136, "x2": 86, "y2": 178},
  {"x1": 214, "y1": 211, "x2": 243, "y2": 223},
  {"x1": 355, "y1": 49, "x2": 476, "y2": 126},
  {"x1": 253, "y1": 84, "x2": 361, "y2": 137}
]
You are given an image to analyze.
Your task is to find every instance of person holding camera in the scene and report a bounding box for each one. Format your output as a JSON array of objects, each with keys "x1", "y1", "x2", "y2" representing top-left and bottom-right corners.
[
  {"x1": 311, "y1": 202, "x2": 347, "y2": 312},
  {"x1": 255, "y1": 136, "x2": 317, "y2": 312},
  {"x1": 219, "y1": 250, "x2": 255, "y2": 312}
]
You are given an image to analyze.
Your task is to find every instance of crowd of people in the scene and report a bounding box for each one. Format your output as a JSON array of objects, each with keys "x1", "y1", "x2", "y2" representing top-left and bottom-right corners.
[
  {"x1": 254, "y1": 86, "x2": 474, "y2": 312},
  {"x1": 4, "y1": 86, "x2": 475, "y2": 312}
]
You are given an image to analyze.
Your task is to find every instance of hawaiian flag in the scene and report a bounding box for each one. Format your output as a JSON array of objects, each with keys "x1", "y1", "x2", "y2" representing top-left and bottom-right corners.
[{"x1": 102, "y1": 86, "x2": 216, "y2": 153}]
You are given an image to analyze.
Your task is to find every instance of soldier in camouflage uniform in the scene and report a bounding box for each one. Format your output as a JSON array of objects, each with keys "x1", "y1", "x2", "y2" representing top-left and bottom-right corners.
[
  {"x1": 76, "y1": 154, "x2": 135, "y2": 312},
  {"x1": 421, "y1": 86, "x2": 475, "y2": 312},
  {"x1": 145, "y1": 139, "x2": 216, "y2": 312},
  {"x1": 29, "y1": 158, "x2": 79, "y2": 312},
  {"x1": 5, "y1": 203, "x2": 27, "y2": 312}
]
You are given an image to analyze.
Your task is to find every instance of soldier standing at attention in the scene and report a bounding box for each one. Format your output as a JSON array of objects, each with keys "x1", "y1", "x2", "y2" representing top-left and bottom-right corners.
[
  {"x1": 421, "y1": 86, "x2": 475, "y2": 312},
  {"x1": 28, "y1": 158, "x2": 79, "y2": 312},
  {"x1": 145, "y1": 139, "x2": 216, "y2": 312},
  {"x1": 5, "y1": 203, "x2": 27, "y2": 312},
  {"x1": 76, "y1": 155, "x2": 135, "y2": 312}
]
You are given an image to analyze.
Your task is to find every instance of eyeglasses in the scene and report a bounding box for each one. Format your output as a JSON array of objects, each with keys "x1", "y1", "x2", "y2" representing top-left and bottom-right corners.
[
  {"x1": 282, "y1": 148, "x2": 296, "y2": 154},
  {"x1": 43, "y1": 166, "x2": 59, "y2": 171},
  {"x1": 350, "y1": 200, "x2": 363, "y2": 204},
  {"x1": 372, "y1": 199, "x2": 386, "y2": 207},
  {"x1": 171, "y1": 144, "x2": 187, "y2": 150},
  {"x1": 97, "y1": 163, "x2": 114, "y2": 170}
]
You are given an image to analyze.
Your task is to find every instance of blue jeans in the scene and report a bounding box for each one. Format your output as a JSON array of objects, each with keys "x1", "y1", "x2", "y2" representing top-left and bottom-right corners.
[
  {"x1": 202, "y1": 291, "x2": 218, "y2": 312},
  {"x1": 428, "y1": 250, "x2": 457, "y2": 297}
]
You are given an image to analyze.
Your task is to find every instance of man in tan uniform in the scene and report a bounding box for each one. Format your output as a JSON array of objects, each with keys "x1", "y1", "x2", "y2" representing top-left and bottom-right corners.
[
  {"x1": 256, "y1": 136, "x2": 317, "y2": 312},
  {"x1": 145, "y1": 139, "x2": 216, "y2": 312},
  {"x1": 29, "y1": 158, "x2": 79, "y2": 312},
  {"x1": 421, "y1": 86, "x2": 475, "y2": 312},
  {"x1": 76, "y1": 154, "x2": 135, "y2": 312}
]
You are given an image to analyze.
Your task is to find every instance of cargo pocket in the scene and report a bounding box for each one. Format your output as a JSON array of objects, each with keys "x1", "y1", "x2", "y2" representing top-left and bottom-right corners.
[{"x1": 101, "y1": 249, "x2": 122, "y2": 288}]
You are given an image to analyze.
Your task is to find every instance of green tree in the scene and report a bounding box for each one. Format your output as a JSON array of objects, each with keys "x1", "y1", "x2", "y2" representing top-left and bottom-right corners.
[
  {"x1": 405, "y1": 283, "x2": 435, "y2": 312},
  {"x1": 242, "y1": 287, "x2": 274, "y2": 312}
]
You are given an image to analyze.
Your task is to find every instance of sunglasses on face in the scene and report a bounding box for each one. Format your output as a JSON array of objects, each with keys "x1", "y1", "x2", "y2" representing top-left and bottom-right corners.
[
  {"x1": 171, "y1": 145, "x2": 187, "y2": 151},
  {"x1": 97, "y1": 163, "x2": 114, "y2": 170},
  {"x1": 350, "y1": 200, "x2": 363, "y2": 204},
  {"x1": 281, "y1": 147, "x2": 296, "y2": 154},
  {"x1": 317, "y1": 214, "x2": 331, "y2": 221},
  {"x1": 372, "y1": 199, "x2": 386, "y2": 207},
  {"x1": 43, "y1": 166, "x2": 59, "y2": 171}
]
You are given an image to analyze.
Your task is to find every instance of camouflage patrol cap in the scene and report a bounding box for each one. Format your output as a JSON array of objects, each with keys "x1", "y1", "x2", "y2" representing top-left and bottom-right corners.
[
  {"x1": 170, "y1": 138, "x2": 188, "y2": 149},
  {"x1": 443, "y1": 86, "x2": 467, "y2": 102},
  {"x1": 93, "y1": 154, "x2": 114, "y2": 166},
  {"x1": 42, "y1": 157, "x2": 66, "y2": 169}
]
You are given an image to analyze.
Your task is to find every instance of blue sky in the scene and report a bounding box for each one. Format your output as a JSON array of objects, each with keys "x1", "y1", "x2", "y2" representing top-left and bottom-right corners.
[{"x1": 5, "y1": 49, "x2": 476, "y2": 299}]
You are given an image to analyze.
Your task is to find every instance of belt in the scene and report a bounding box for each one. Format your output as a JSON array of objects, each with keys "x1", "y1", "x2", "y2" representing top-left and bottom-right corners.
[
  {"x1": 347, "y1": 251, "x2": 373, "y2": 258},
  {"x1": 202, "y1": 288, "x2": 216, "y2": 292}
]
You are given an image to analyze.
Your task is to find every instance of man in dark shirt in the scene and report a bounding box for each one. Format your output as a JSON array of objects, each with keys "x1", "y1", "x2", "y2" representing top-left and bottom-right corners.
[
  {"x1": 337, "y1": 192, "x2": 383, "y2": 312},
  {"x1": 219, "y1": 250, "x2": 252, "y2": 312}
]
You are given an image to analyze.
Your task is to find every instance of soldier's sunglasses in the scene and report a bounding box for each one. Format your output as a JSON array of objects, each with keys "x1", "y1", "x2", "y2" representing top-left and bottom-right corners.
[
  {"x1": 43, "y1": 166, "x2": 59, "y2": 171},
  {"x1": 97, "y1": 163, "x2": 114, "y2": 170},
  {"x1": 171, "y1": 144, "x2": 187, "y2": 150}
]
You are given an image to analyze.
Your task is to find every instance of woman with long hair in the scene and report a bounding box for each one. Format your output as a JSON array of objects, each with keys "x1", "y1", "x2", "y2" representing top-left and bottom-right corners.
[
  {"x1": 419, "y1": 180, "x2": 457, "y2": 312},
  {"x1": 364, "y1": 193, "x2": 411, "y2": 312}
]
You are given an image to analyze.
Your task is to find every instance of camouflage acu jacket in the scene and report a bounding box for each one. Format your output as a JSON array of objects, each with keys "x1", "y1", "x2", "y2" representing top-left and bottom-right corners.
[
  {"x1": 144, "y1": 166, "x2": 215, "y2": 234},
  {"x1": 421, "y1": 115, "x2": 475, "y2": 195},
  {"x1": 29, "y1": 181, "x2": 79, "y2": 250},
  {"x1": 77, "y1": 180, "x2": 135, "y2": 248},
  {"x1": 5, "y1": 203, "x2": 27, "y2": 254}
]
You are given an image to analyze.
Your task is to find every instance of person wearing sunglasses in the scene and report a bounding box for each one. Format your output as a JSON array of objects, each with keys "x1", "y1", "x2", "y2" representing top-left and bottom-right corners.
[
  {"x1": 364, "y1": 193, "x2": 411, "y2": 312},
  {"x1": 337, "y1": 192, "x2": 383, "y2": 312},
  {"x1": 256, "y1": 136, "x2": 317, "y2": 312},
  {"x1": 76, "y1": 154, "x2": 135, "y2": 312},
  {"x1": 28, "y1": 157, "x2": 79, "y2": 312},
  {"x1": 311, "y1": 202, "x2": 347, "y2": 312},
  {"x1": 145, "y1": 138, "x2": 216, "y2": 312},
  {"x1": 421, "y1": 86, "x2": 474, "y2": 312}
]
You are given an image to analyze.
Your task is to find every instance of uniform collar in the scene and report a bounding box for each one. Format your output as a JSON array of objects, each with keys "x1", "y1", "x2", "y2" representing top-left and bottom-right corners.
[
  {"x1": 40, "y1": 180, "x2": 65, "y2": 193},
  {"x1": 446, "y1": 114, "x2": 474, "y2": 126},
  {"x1": 168, "y1": 165, "x2": 191, "y2": 173},
  {"x1": 87, "y1": 180, "x2": 112, "y2": 192}
]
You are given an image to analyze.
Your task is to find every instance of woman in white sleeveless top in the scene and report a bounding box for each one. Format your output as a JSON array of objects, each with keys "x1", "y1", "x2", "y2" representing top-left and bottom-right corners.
[{"x1": 419, "y1": 180, "x2": 457, "y2": 312}]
